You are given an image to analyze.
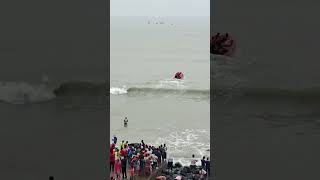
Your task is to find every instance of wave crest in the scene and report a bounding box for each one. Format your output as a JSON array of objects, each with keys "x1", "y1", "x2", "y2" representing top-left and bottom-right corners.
[
  {"x1": 0, "y1": 81, "x2": 55, "y2": 104},
  {"x1": 110, "y1": 86, "x2": 210, "y2": 96},
  {"x1": 53, "y1": 81, "x2": 107, "y2": 96}
]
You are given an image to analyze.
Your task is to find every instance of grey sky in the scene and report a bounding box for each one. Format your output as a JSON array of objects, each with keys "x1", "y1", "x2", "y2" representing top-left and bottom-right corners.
[{"x1": 111, "y1": 0, "x2": 210, "y2": 17}]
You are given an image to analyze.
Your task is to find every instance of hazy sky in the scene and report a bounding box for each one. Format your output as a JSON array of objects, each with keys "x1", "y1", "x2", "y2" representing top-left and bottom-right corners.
[{"x1": 111, "y1": 0, "x2": 210, "y2": 17}]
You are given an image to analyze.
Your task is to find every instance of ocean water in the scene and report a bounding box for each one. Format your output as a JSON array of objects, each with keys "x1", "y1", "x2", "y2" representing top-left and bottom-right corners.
[
  {"x1": 0, "y1": 29, "x2": 107, "y2": 180},
  {"x1": 110, "y1": 16, "x2": 210, "y2": 165},
  {"x1": 212, "y1": 3, "x2": 320, "y2": 178}
]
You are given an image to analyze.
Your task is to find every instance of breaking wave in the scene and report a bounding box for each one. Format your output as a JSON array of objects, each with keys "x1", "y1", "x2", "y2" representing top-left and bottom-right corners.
[
  {"x1": 0, "y1": 81, "x2": 106, "y2": 104},
  {"x1": 110, "y1": 86, "x2": 210, "y2": 96},
  {"x1": 4, "y1": 79, "x2": 319, "y2": 104},
  {"x1": 156, "y1": 129, "x2": 210, "y2": 166},
  {"x1": 0, "y1": 81, "x2": 55, "y2": 104}
]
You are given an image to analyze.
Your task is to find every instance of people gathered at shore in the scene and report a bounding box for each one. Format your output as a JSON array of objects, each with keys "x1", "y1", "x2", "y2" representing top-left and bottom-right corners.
[
  {"x1": 109, "y1": 136, "x2": 211, "y2": 180},
  {"x1": 109, "y1": 137, "x2": 167, "y2": 179}
]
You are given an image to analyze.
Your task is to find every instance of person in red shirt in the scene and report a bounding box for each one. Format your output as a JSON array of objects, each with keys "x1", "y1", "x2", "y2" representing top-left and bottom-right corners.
[{"x1": 120, "y1": 146, "x2": 128, "y2": 157}]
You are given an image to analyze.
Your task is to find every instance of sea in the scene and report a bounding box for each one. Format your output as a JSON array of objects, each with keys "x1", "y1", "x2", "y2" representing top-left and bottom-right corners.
[
  {"x1": 0, "y1": 9, "x2": 108, "y2": 179},
  {"x1": 110, "y1": 16, "x2": 210, "y2": 165},
  {"x1": 213, "y1": 2, "x2": 320, "y2": 178}
]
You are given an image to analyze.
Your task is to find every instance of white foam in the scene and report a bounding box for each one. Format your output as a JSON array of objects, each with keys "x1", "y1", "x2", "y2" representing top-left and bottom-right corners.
[
  {"x1": 157, "y1": 79, "x2": 187, "y2": 89},
  {"x1": 110, "y1": 86, "x2": 128, "y2": 95},
  {"x1": 0, "y1": 81, "x2": 55, "y2": 104},
  {"x1": 156, "y1": 129, "x2": 210, "y2": 166}
]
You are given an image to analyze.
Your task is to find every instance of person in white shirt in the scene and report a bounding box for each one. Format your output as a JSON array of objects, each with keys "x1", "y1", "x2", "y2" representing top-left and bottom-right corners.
[{"x1": 190, "y1": 154, "x2": 198, "y2": 172}]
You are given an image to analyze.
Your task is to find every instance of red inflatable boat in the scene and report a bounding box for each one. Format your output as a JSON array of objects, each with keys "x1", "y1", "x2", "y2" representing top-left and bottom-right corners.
[{"x1": 174, "y1": 72, "x2": 184, "y2": 79}]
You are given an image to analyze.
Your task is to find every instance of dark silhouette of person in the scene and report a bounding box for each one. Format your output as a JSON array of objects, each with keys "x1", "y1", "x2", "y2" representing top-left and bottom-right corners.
[
  {"x1": 121, "y1": 157, "x2": 127, "y2": 179},
  {"x1": 201, "y1": 156, "x2": 206, "y2": 168},
  {"x1": 205, "y1": 157, "x2": 210, "y2": 176},
  {"x1": 124, "y1": 117, "x2": 128, "y2": 127}
]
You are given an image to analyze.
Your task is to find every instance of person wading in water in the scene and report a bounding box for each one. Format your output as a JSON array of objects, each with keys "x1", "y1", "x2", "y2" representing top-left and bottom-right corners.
[{"x1": 124, "y1": 117, "x2": 128, "y2": 127}]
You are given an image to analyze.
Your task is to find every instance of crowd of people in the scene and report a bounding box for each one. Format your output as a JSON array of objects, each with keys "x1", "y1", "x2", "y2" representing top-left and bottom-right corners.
[
  {"x1": 109, "y1": 136, "x2": 167, "y2": 180},
  {"x1": 109, "y1": 136, "x2": 212, "y2": 180},
  {"x1": 157, "y1": 154, "x2": 211, "y2": 180}
]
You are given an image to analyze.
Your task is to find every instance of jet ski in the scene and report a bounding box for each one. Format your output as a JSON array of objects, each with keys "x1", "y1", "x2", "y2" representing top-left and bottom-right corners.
[
  {"x1": 210, "y1": 33, "x2": 236, "y2": 56},
  {"x1": 174, "y1": 72, "x2": 184, "y2": 79}
]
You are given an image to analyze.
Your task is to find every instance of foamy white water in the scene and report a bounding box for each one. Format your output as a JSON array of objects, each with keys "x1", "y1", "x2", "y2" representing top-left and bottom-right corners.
[
  {"x1": 110, "y1": 86, "x2": 128, "y2": 95},
  {"x1": 0, "y1": 81, "x2": 55, "y2": 104}
]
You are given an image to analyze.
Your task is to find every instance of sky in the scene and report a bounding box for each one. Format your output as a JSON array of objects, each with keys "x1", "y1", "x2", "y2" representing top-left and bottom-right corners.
[{"x1": 111, "y1": 0, "x2": 210, "y2": 17}]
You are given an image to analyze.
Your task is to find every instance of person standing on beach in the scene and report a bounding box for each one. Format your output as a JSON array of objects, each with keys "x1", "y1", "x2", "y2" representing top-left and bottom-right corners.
[
  {"x1": 190, "y1": 154, "x2": 197, "y2": 172},
  {"x1": 124, "y1": 117, "x2": 128, "y2": 127},
  {"x1": 120, "y1": 140, "x2": 125, "y2": 149},
  {"x1": 110, "y1": 151, "x2": 115, "y2": 173},
  {"x1": 129, "y1": 163, "x2": 135, "y2": 180},
  {"x1": 121, "y1": 157, "x2": 127, "y2": 179},
  {"x1": 145, "y1": 155, "x2": 152, "y2": 175},
  {"x1": 115, "y1": 159, "x2": 121, "y2": 179},
  {"x1": 161, "y1": 145, "x2": 167, "y2": 161},
  {"x1": 120, "y1": 146, "x2": 128, "y2": 157},
  {"x1": 140, "y1": 154, "x2": 145, "y2": 175},
  {"x1": 163, "y1": 144, "x2": 167, "y2": 151},
  {"x1": 201, "y1": 156, "x2": 206, "y2": 168},
  {"x1": 155, "y1": 148, "x2": 162, "y2": 165},
  {"x1": 205, "y1": 157, "x2": 210, "y2": 177}
]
